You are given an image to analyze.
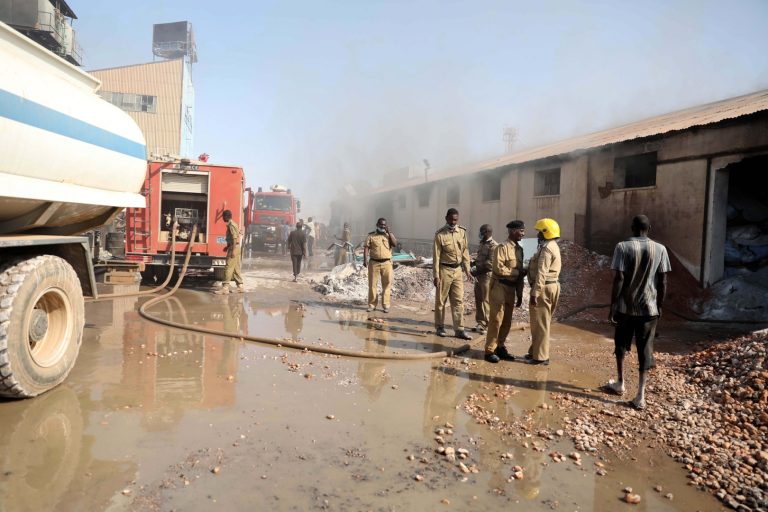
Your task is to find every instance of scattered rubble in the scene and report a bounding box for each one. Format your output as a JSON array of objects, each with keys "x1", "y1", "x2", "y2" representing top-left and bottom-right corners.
[
  {"x1": 459, "y1": 329, "x2": 767, "y2": 511},
  {"x1": 693, "y1": 266, "x2": 768, "y2": 322},
  {"x1": 557, "y1": 331, "x2": 768, "y2": 511},
  {"x1": 312, "y1": 263, "x2": 473, "y2": 311}
]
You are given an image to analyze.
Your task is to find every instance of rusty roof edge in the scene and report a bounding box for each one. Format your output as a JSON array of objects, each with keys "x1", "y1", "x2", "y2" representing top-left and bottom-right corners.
[{"x1": 366, "y1": 88, "x2": 768, "y2": 197}]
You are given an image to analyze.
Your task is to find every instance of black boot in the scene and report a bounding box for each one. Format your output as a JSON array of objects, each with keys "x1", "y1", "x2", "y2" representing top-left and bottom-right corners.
[{"x1": 495, "y1": 346, "x2": 516, "y2": 361}]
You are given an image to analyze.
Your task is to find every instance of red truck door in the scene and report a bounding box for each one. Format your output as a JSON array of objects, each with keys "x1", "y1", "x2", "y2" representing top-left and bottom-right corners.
[{"x1": 126, "y1": 173, "x2": 151, "y2": 254}]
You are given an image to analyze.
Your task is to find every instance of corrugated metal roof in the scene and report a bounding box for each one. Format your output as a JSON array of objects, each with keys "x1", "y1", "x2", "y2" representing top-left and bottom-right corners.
[{"x1": 372, "y1": 88, "x2": 768, "y2": 195}]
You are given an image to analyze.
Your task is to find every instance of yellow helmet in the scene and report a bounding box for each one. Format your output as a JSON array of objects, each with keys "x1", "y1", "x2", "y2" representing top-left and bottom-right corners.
[{"x1": 534, "y1": 218, "x2": 560, "y2": 239}]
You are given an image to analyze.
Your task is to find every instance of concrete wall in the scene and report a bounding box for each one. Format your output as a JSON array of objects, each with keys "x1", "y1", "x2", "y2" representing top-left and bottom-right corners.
[{"x1": 587, "y1": 148, "x2": 708, "y2": 277}]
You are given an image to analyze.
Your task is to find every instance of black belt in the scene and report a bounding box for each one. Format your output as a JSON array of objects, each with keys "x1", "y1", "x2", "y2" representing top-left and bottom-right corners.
[
  {"x1": 545, "y1": 280, "x2": 559, "y2": 284},
  {"x1": 370, "y1": 258, "x2": 391, "y2": 263},
  {"x1": 441, "y1": 262, "x2": 461, "y2": 268},
  {"x1": 498, "y1": 278, "x2": 520, "y2": 287}
]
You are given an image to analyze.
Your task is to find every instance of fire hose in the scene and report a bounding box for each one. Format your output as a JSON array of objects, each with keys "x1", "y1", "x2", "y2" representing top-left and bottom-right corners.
[
  {"x1": 86, "y1": 224, "x2": 180, "y2": 302},
  {"x1": 558, "y1": 303, "x2": 768, "y2": 325},
  {"x1": 98, "y1": 225, "x2": 477, "y2": 360}
]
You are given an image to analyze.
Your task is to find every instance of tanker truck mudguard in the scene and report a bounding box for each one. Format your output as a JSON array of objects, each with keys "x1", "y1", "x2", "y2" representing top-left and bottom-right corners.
[{"x1": 0, "y1": 22, "x2": 147, "y2": 397}]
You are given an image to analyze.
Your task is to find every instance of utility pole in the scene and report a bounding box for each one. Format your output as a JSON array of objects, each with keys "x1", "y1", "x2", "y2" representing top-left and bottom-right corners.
[
  {"x1": 423, "y1": 159, "x2": 431, "y2": 182},
  {"x1": 503, "y1": 126, "x2": 517, "y2": 153}
]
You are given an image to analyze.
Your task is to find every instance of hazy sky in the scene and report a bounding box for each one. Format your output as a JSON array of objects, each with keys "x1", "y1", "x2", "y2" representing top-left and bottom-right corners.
[{"x1": 75, "y1": 0, "x2": 768, "y2": 217}]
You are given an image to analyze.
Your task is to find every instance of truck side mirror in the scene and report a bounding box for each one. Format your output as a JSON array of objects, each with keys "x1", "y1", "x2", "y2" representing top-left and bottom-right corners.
[{"x1": 296, "y1": 200, "x2": 301, "y2": 212}]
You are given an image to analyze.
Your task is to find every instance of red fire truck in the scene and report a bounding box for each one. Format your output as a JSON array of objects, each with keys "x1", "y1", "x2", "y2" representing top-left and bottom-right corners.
[
  {"x1": 125, "y1": 159, "x2": 245, "y2": 282},
  {"x1": 246, "y1": 185, "x2": 300, "y2": 251}
]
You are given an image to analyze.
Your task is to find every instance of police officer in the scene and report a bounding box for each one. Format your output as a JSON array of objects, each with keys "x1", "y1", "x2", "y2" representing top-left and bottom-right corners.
[
  {"x1": 364, "y1": 218, "x2": 397, "y2": 313},
  {"x1": 471, "y1": 224, "x2": 498, "y2": 334},
  {"x1": 526, "y1": 218, "x2": 562, "y2": 365},
  {"x1": 484, "y1": 220, "x2": 525, "y2": 363},
  {"x1": 433, "y1": 208, "x2": 473, "y2": 340},
  {"x1": 214, "y1": 209, "x2": 245, "y2": 294}
]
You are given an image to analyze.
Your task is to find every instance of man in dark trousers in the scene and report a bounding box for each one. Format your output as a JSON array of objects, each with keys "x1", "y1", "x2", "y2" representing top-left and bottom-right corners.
[
  {"x1": 287, "y1": 222, "x2": 308, "y2": 282},
  {"x1": 604, "y1": 215, "x2": 671, "y2": 410}
]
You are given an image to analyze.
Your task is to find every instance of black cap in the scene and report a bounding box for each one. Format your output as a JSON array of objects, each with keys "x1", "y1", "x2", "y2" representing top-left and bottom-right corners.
[{"x1": 506, "y1": 220, "x2": 525, "y2": 229}]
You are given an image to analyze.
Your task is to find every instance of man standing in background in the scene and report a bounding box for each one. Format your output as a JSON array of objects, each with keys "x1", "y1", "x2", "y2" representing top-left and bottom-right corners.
[
  {"x1": 335, "y1": 222, "x2": 352, "y2": 266},
  {"x1": 305, "y1": 216, "x2": 316, "y2": 257},
  {"x1": 604, "y1": 215, "x2": 670, "y2": 410},
  {"x1": 433, "y1": 208, "x2": 473, "y2": 340},
  {"x1": 281, "y1": 220, "x2": 292, "y2": 255},
  {"x1": 214, "y1": 209, "x2": 245, "y2": 294},
  {"x1": 363, "y1": 218, "x2": 397, "y2": 313},
  {"x1": 287, "y1": 222, "x2": 308, "y2": 282},
  {"x1": 471, "y1": 224, "x2": 498, "y2": 335}
]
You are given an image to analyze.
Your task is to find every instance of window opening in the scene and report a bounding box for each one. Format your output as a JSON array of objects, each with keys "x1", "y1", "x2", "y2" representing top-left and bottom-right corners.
[
  {"x1": 613, "y1": 152, "x2": 657, "y2": 189},
  {"x1": 534, "y1": 168, "x2": 561, "y2": 196}
]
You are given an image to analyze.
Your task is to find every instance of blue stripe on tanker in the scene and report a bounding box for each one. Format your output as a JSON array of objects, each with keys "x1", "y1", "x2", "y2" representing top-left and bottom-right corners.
[{"x1": 0, "y1": 89, "x2": 146, "y2": 160}]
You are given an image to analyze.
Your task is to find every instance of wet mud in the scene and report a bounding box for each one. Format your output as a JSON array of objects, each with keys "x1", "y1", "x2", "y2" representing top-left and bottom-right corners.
[{"x1": 0, "y1": 255, "x2": 730, "y2": 511}]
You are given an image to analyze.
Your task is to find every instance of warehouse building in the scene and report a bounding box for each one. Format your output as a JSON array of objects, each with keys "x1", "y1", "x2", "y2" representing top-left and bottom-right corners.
[
  {"x1": 91, "y1": 21, "x2": 196, "y2": 158},
  {"x1": 334, "y1": 89, "x2": 768, "y2": 287}
]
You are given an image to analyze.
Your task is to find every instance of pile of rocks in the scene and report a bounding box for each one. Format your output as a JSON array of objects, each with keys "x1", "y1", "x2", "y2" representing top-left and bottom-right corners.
[
  {"x1": 663, "y1": 331, "x2": 767, "y2": 510},
  {"x1": 555, "y1": 240, "x2": 612, "y2": 322}
]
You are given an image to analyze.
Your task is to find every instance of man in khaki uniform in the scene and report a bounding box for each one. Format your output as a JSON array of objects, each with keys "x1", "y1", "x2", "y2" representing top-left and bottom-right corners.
[
  {"x1": 526, "y1": 218, "x2": 562, "y2": 365},
  {"x1": 433, "y1": 208, "x2": 473, "y2": 340},
  {"x1": 214, "y1": 209, "x2": 245, "y2": 294},
  {"x1": 364, "y1": 218, "x2": 398, "y2": 313},
  {"x1": 484, "y1": 220, "x2": 526, "y2": 363},
  {"x1": 471, "y1": 224, "x2": 498, "y2": 334}
]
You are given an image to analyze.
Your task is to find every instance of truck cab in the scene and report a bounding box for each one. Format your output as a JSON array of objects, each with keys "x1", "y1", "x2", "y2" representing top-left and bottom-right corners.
[{"x1": 246, "y1": 185, "x2": 300, "y2": 252}]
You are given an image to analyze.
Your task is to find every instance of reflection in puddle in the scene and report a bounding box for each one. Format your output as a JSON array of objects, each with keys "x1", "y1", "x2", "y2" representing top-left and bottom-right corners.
[{"x1": 0, "y1": 277, "x2": 725, "y2": 512}]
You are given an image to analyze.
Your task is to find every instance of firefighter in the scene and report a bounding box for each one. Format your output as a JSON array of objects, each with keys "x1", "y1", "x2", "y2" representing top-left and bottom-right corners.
[
  {"x1": 214, "y1": 209, "x2": 245, "y2": 294},
  {"x1": 526, "y1": 218, "x2": 562, "y2": 365},
  {"x1": 363, "y1": 218, "x2": 397, "y2": 313},
  {"x1": 484, "y1": 220, "x2": 526, "y2": 363},
  {"x1": 433, "y1": 208, "x2": 473, "y2": 340}
]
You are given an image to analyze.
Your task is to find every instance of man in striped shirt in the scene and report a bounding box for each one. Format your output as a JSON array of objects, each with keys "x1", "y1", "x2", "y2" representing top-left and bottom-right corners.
[{"x1": 604, "y1": 215, "x2": 671, "y2": 410}]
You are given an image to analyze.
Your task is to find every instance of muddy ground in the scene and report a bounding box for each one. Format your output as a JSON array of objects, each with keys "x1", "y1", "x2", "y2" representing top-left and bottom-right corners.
[{"x1": 0, "y1": 253, "x2": 763, "y2": 511}]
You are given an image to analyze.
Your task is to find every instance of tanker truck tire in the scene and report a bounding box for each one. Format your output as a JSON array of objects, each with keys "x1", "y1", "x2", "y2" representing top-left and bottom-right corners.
[{"x1": 0, "y1": 255, "x2": 84, "y2": 398}]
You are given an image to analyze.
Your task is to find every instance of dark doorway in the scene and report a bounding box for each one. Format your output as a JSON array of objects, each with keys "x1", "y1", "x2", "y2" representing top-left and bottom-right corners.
[{"x1": 724, "y1": 156, "x2": 768, "y2": 278}]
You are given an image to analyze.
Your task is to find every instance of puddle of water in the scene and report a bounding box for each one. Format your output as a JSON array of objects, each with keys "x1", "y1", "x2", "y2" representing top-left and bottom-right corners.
[{"x1": 0, "y1": 263, "x2": 726, "y2": 511}]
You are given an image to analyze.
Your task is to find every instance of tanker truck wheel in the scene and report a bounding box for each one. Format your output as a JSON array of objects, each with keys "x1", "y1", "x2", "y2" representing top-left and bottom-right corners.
[{"x1": 0, "y1": 255, "x2": 84, "y2": 398}]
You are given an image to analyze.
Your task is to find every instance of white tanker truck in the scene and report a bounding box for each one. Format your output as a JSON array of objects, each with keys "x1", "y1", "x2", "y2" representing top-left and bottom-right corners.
[{"x1": 0, "y1": 22, "x2": 147, "y2": 397}]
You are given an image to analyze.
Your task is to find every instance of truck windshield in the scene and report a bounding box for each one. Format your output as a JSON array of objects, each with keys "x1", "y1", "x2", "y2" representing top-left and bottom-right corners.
[{"x1": 255, "y1": 195, "x2": 292, "y2": 212}]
